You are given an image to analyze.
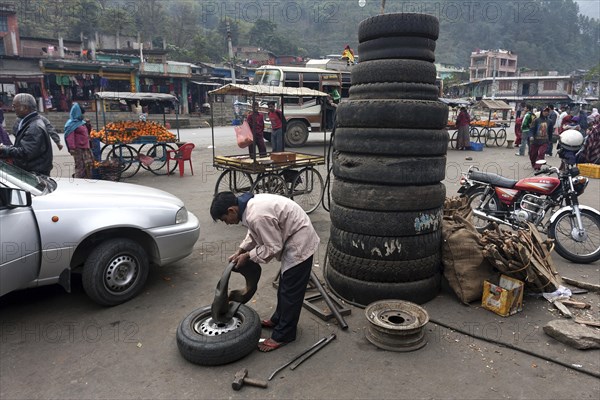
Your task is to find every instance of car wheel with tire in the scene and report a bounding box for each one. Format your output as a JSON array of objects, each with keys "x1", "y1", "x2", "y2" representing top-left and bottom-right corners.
[
  {"x1": 82, "y1": 238, "x2": 149, "y2": 306},
  {"x1": 284, "y1": 120, "x2": 309, "y2": 147},
  {"x1": 176, "y1": 304, "x2": 261, "y2": 366}
]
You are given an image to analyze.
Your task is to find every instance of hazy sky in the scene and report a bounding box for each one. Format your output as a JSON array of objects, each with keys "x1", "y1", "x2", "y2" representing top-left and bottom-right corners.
[{"x1": 575, "y1": 0, "x2": 600, "y2": 19}]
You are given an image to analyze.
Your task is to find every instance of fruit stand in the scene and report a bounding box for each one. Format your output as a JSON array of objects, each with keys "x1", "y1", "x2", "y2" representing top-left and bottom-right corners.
[
  {"x1": 90, "y1": 92, "x2": 181, "y2": 178},
  {"x1": 469, "y1": 99, "x2": 513, "y2": 147}
]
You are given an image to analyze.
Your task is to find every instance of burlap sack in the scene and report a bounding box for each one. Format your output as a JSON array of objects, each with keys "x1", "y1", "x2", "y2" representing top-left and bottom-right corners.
[{"x1": 442, "y1": 213, "x2": 498, "y2": 303}]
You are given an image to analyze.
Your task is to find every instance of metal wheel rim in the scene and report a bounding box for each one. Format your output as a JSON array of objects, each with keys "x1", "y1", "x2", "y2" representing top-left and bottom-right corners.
[
  {"x1": 554, "y1": 212, "x2": 600, "y2": 257},
  {"x1": 364, "y1": 300, "x2": 429, "y2": 352},
  {"x1": 193, "y1": 316, "x2": 242, "y2": 336},
  {"x1": 104, "y1": 254, "x2": 139, "y2": 294},
  {"x1": 469, "y1": 192, "x2": 497, "y2": 229},
  {"x1": 252, "y1": 174, "x2": 289, "y2": 196},
  {"x1": 216, "y1": 170, "x2": 253, "y2": 194},
  {"x1": 148, "y1": 144, "x2": 177, "y2": 175}
]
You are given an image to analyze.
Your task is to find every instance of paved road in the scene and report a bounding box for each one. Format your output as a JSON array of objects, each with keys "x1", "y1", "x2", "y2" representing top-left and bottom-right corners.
[{"x1": 1, "y1": 129, "x2": 599, "y2": 399}]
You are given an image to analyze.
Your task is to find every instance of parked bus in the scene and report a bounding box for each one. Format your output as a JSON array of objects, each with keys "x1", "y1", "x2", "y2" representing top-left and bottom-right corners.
[{"x1": 251, "y1": 65, "x2": 350, "y2": 147}]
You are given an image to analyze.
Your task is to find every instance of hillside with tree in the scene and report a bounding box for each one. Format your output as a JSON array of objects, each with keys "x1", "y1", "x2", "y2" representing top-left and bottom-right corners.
[{"x1": 7, "y1": 0, "x2": 599, "y2": 74}]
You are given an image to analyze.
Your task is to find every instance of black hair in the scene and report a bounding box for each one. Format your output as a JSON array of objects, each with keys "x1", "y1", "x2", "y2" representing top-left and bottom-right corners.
[{"x1": 210, "y1": 192, "x2": 238, "y2": 221}]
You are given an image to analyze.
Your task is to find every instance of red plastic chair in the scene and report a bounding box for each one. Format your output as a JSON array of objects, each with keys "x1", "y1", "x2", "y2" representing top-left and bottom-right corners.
[{"x1": 167, "y1": 142, "x2": 195, "y2": 177}]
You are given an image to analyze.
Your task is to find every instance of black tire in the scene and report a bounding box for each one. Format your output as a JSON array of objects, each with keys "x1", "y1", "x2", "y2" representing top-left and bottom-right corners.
[
  {"x1": 349, "y1": 82, "x2": 440, "y2": 101},
  {"x1": 358, "y1": 36, "x2": 436, "y2": 62},
  {"x1": 330, "y1": 226, "x2": 442, "y2": 261},
  {"x1": 495, "y1": 129, "x2": 507, "y2": 147},
  {"x1": 214, "y1": 170, "x2": 254, "y2": 195},
  {"x1": 468, "y1": 189, "x2": 498, "y2": 232},
  {"x1": 449, "y1": 130, "x2": 458, "y2": 149},
  {"x1": 324, "y1": 261, "x2": 441, "y2": 307},
  {"x1": 330, "y1": 202, "x2": 443, "y2": 236},
  {"x1": 252, "y1": 173, "x2": 289, "y2": 196},
  {"x1": 284, "y1": 120, "x2": 309, "y2": 147},
  {"x1": 105, "y1": 144, "x2": 141, "y2": 179},
  {"x1": 358, "y1": 13, "x2": 440, "y2": 42},
  {"x1": 351, "y1": 60, "x2": 437, "y2": 85},
  {"x1": 176, "y1": 304, "x2": 261, "y2": 366},
  {"x1": 333, "y1": 152, "x2": 446, "y2": 185},
  {"x1": 328, "y1": 243, "x2": 441, "y2": 282},
  {"x1": 548, "y1": 208, "x2": 600, "y2": 264},
  {"x1": 336, "y1": 100, "x2": 448, "y2": 129},
  {"x1": 331, "y1": 178, "x2": 446, "y2": 211},
  {"x1": 334, "y1": 127, "x2": 448, "y2": 156},
  {"x1": 484, "y1": 129, "x2": 497, "y2": 147},
  {"x1": 82, "y1": 238, "x2": 149, "y2": 306}
]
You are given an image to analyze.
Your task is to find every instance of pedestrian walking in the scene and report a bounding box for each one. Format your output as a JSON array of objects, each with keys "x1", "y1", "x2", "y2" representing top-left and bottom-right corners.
[{"x1": 64, "y1": 103, "x2": 93, "y2": 178}]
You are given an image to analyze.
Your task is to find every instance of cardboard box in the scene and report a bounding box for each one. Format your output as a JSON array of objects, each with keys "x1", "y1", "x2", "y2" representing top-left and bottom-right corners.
[
  {"x1": 481, "y1": 275, "x2": 524, "y2": 317},
  {"x1": 270, "y1": 152, "x2": 296, "y2": 163}
]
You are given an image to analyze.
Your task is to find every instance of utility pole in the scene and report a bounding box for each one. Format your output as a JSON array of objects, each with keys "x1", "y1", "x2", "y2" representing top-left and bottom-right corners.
[
  {"x1": 226, "y1": 19, "x2": 236, "y2": 85},
  {"x1": 491, "y1": 56, "x2": 497, "y2": 100}
]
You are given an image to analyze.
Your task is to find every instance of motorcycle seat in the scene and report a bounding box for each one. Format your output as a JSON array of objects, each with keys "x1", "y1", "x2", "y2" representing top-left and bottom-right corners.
[{"x1": 469, "y1": 170, "x2": 518, "y2": 188}]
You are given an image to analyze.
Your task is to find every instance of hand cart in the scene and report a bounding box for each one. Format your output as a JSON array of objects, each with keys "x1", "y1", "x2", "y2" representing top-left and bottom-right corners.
[
  {"x1": 208, "y1": 84, "x2": 329, "y2": 213},
  {"x1": 93, "y1": 92, "x2": 181, "y2": 178}
]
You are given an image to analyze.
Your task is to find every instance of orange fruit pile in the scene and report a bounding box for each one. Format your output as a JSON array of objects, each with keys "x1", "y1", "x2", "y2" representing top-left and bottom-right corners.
[{"x1": 90, "y1": 121, "x2": 176, "y2": 144}]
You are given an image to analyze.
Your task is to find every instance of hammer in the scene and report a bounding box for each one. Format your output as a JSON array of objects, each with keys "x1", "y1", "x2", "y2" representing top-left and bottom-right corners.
[{"x1": 232, "y1": 368, "x2": 268, "y2": 391}]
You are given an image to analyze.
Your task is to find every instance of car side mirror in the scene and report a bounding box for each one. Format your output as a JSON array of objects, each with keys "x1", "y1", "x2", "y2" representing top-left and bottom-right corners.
[{"x1": 0, "y1": 187, "x2": 32, "y2": 208}]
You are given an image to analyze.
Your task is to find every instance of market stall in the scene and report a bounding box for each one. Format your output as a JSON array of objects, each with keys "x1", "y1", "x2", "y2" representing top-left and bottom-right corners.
[
  {"x1": 207, "y1": 83, "x2": 329, "y2": 213},
  {"x1": 469, "y1": 99, "x2": 513, "y2": 147},
  {"x1": 90, "y1": 92, "x2": 180, "y2": 178}
]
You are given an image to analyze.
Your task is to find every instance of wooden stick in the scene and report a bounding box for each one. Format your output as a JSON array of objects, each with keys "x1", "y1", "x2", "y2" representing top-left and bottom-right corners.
[
  {"x1": 552, "y1": 300, "x2": 573, "y2": 318},
  {"x1": 560, "y1": 299, "x2": 591, "y2": 309},
  {"x1": 562, "y1": 277, "x2": 600, "y2": 293},
  {"x1": 574, "y1": 318, "x2": 600, "y2": 328}
]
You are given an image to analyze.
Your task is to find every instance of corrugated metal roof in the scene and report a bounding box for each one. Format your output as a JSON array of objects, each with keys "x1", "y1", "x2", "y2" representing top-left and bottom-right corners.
[
  {"x1": 208, "y1": 83, "x2": 328, "y2": 97},
  {"x1": 94, "y1": 92, "x2": 178, "y2": 102}
]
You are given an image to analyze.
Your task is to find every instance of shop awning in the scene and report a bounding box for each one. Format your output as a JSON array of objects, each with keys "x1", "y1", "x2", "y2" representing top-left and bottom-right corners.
[
  {"x1": 94, "y1": 92, "x2": 179, "y2": 103},
  {"x1": 473, "y1": 99, "x2": 512, "y2": 110},
  {"x1": 209, "y1": 83, "x2": 328, "y2": 97},
  {"x1": 439, "y1": 98, "x2": 471, "y2": 106},
  {"x1": 0, "y1": 70, "x2": 44, "y2": 80},
  {"x1": 190, "y1": 81, "x2": 221, "y2": 86}
]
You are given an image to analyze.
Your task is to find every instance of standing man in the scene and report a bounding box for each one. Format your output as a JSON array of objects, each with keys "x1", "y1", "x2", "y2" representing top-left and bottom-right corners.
[
  {"x1": 267, "y1": 101, "x2": 285, "y2": 152},
  {"x1": 246, "y1": 102, "x2": 267, "y2": 158},
  {"x1": 0, "y1": 93, "x2": 52, "y2": 175},
  {"x1": 210, "y1": 191, "x2": 320, "y2": 352},
  {"x1": 516, "y1": 104, "x2": 534, "y2": 156},
  {"x1": 530, "y1": 107, "x2": 550, "y2": 170},
  {"x1": 546, "y1": 104, "x2": 558, "y2": 156}
]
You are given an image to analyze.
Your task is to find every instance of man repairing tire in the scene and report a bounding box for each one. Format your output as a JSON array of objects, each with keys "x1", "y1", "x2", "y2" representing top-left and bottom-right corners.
[{"x1": 210, "y1": 192, "x2": 320, "y2": 352}]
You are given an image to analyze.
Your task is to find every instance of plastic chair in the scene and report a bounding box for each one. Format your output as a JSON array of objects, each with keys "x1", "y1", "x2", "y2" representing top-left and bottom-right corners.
[{"x1": 167, "y1": 142, "x2": 195, "y2": 177}]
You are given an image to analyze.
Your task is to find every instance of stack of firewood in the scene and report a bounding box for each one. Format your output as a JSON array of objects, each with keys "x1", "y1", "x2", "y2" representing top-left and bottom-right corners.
[
  {"x1": 443, "y1": 196, "x2": 471, "y2": 217},
  {"x1": 481, "y1": 223, "x2": 562, "y2": 292}
]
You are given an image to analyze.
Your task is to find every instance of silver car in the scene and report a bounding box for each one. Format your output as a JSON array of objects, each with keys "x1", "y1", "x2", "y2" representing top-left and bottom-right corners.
[{"x1": 0, "y1": 161, "x2": 200, "y2": 306}]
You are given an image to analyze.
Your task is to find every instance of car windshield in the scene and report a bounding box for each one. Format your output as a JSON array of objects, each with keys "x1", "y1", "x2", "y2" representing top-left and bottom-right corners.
[{"x1": 0, "y1": 161, "x2": 54, "y2": 194}]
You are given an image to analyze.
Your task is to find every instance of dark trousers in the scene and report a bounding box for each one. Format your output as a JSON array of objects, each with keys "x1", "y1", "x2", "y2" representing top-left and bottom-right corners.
[{"x1": 270, "y1": 255, "x2": 313, "y2": 343}]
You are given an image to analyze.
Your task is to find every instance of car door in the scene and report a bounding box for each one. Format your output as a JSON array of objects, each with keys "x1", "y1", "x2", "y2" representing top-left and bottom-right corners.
[{"x1": 0, "y1": 187, "x2": 41, "y2": 296}]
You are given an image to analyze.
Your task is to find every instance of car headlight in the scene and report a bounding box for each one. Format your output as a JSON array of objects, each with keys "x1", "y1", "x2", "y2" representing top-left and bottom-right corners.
[{"x1": 175, "y1": 207, "x2": 188, "y2": 224}]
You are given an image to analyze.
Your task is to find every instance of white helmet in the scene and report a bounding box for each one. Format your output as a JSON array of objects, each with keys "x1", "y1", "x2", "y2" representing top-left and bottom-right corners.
[{"x1": 559, "y1": 129, "x2": 584, "y2": 151}]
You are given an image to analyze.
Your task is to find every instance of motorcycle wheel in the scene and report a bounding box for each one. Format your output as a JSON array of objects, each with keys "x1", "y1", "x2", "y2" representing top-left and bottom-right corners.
[
  {"x1": 548, "y1": 208, "x2": 600, "y2": 264},
  {"x1": 468, "y1": 189, "x2": 499, "y2": 232}
]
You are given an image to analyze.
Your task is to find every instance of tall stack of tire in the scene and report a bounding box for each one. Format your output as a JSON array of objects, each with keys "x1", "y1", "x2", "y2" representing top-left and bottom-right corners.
[{"x1": 325, "y1": 13, "x2": 449, "y2": 307}]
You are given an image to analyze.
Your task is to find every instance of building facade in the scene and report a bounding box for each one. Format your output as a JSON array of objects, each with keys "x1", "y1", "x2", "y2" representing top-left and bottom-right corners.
[{"x1": 470, "y1": 49, "x2": 518, "y2": 81}]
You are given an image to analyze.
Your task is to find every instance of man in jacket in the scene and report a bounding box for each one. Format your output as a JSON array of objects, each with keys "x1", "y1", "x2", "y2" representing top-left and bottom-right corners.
[
  {"x1": 211, "y1": 191, "x2": 320, "y2": 352},
  {"x1": 0, "y1": 93, "x2": 52, "y2": 175}
]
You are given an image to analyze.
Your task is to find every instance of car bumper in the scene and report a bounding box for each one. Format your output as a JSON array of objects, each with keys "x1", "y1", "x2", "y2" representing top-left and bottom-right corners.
[{"x1": 148, "y1": 211, "x2": 200, "y2": 266}]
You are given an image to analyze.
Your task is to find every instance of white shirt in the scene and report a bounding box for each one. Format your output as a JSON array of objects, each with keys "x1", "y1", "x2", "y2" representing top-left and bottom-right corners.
[{"x1": 240, "y1": 194, "x2": 320, "y2": 274}]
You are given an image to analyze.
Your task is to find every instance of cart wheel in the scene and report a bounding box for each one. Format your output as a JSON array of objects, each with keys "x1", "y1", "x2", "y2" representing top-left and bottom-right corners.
[
  {"x1": 469, "y1": 126, "x2": 479, "y2": 142},
  {"x1": 484, "y1": 128, "x2": 496, "y2": 147},
  {"x1": 449, "y1": 130, "x2": 458, "y2": 149},
  {"x1": 138, "y1": 143, "x2": 153, "y2": 170},
  {"x1": 251, "y1": 173, "x2": 289, "y2": 196},
  {"x1": 290, "y1": 167, "x2": 324, "y2": 214},
  {"x1": 144, "y1": 143, "x2": 177, "y2": 175},
  {"x1": 495, "y1": 129, "x2": 507, "y2": 147},
  {"x1": 106, "y1": 144, "x2": 140, "y2": 179},
  {"x1": 214, "y1": 170, "x2": 254, "y2": 195}
]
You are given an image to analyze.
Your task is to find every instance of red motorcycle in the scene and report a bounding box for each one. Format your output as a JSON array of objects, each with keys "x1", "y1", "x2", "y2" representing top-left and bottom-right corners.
[{"x1": 459, "y1": 162, "x2": 600, "y2": 263}]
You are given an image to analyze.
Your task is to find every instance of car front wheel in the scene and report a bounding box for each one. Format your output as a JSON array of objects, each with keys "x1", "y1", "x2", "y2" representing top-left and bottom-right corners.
[{"x1": 82, "y1": 238, "x2": 149, "y2": 306}]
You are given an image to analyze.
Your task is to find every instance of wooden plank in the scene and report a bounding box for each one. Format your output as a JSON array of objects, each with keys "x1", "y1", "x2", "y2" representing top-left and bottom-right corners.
[
  {"x1": 561, "y1": 299, "x2": 591, "y2": 309},
  {"x1": 552, "y1": 300, "x2": 573, "y2": 318},
  {"x1": 574, "y1": 318, "x2": 600, "y2": 328},
  {"x1": 562, "y1": 277, "x2": 600, "y2": 293}
]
